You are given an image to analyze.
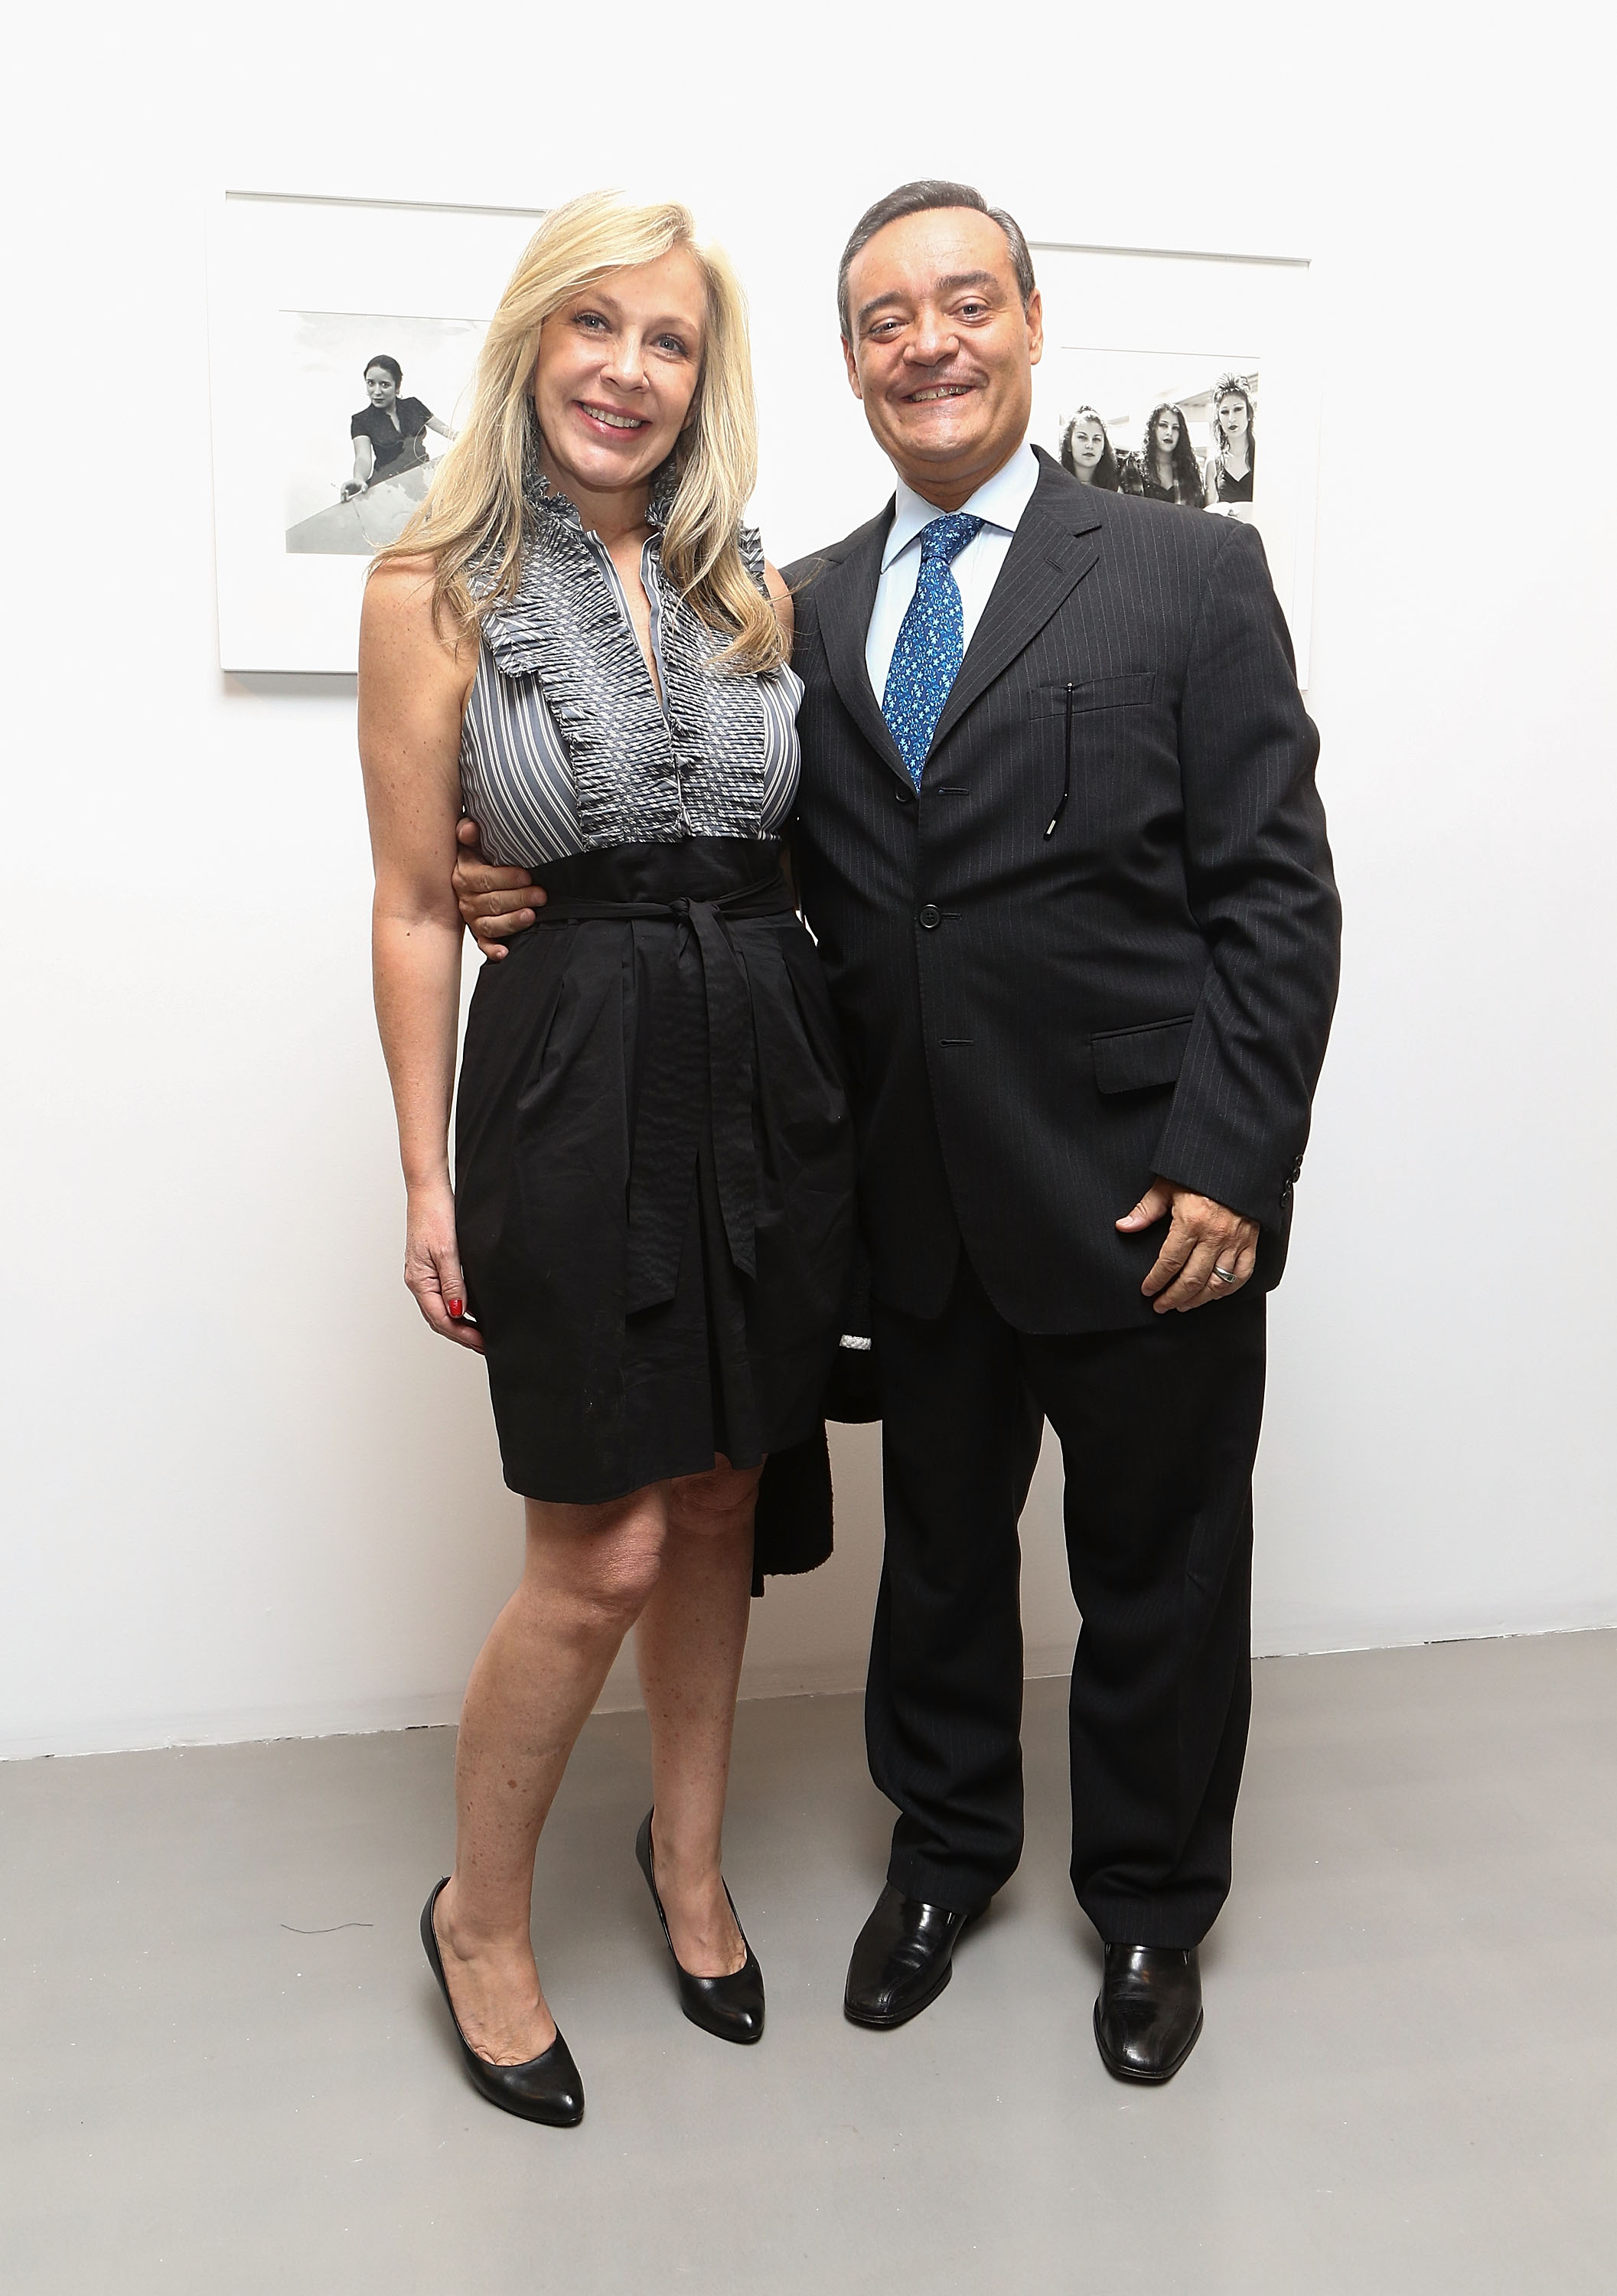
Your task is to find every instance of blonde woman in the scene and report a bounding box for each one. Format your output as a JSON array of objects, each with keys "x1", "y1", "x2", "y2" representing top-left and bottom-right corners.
[{"x1": 360, "y1": 192, "x2": 854, "y2": 2126}]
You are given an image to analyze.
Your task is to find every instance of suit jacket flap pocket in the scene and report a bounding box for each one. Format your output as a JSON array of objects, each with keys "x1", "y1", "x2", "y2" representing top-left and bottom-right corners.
[{"x1": 1090, "y1": 1013, "x2": 1194, "y2": 1094}]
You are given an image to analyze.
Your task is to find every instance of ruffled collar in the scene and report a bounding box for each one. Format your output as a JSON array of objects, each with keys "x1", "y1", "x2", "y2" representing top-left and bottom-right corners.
[
  {"x1": 482, "y1": 450, "x2": 767, "y2": 853},
  {"x1": 523, "y1": 455, "x2": 680, "y2": 536}
]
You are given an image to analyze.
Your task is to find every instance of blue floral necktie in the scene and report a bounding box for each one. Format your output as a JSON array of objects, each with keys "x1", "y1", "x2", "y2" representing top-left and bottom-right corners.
[{"x1": 880, "y1": 512, "x2": 985, "y2": 786}]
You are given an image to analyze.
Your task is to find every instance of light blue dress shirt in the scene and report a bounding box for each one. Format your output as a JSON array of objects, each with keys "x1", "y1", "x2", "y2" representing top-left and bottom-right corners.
[{"x1": 864, "y1": 440, "x2": 1042, "y2": 701}]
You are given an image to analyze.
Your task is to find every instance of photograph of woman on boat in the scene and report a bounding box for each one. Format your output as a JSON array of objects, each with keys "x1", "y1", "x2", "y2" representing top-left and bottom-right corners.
[
  {"x1": 341, "y1": 354, "x2": 455, "y2": 499},
  {"x1": 282, "y1": 310, "x2": 482, "y2": 557}
]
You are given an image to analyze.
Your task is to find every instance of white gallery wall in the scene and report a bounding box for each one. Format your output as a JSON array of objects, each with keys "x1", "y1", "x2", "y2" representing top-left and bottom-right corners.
[{"x1": 2, "y1": 1, "x2": 1612, "y2": 1758}]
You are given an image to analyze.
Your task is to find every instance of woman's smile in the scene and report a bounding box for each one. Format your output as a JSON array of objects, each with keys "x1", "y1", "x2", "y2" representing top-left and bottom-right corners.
[{"x1": 575, "y1": 400, "x2": 653, "y2": 435}]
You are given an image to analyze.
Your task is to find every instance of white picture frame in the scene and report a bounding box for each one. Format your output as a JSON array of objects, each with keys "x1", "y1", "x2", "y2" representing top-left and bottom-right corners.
[
  {"x1": 1026, "y1": 240, "x2": 1319, "y2": 686},
  {"x1": 207, "y1": 191, "x2": 548, "y2": 674}
]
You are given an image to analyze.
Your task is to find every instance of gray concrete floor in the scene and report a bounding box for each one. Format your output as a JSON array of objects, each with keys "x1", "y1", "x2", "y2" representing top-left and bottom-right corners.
[{"x1": 4, "y1": 1632, "x2": 1615, "y2": 2294}]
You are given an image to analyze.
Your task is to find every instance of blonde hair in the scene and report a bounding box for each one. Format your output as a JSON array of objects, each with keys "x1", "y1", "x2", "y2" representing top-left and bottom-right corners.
[{"x1": 375, "y1": 189, "x2": 784, "y2": 673}]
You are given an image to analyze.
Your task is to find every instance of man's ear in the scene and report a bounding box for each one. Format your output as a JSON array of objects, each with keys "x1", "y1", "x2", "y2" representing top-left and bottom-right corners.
[
  {"x1": 1025, "y1": 286, "x2": 1045, "y2": 368},
  {"x1": 842, "y1": 336, "x2": 863, "y2": 400}
]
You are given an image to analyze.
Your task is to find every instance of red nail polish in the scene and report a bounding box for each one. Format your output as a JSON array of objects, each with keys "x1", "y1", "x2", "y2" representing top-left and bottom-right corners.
[{"x1": 447, "y1": 1299, "x2": 464, "y2": 1319}]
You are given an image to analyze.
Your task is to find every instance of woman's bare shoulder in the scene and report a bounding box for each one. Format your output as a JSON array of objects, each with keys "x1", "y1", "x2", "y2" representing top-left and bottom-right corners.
[
  {"x1": 763, "y1": 558, "x2": 795, "y2": 648},
  {"x1": 363, "y1": 554, "x2": 470, "y2": 655},
  {"x1": 364, "y1": 551, "x2": 442, "y2": 618}
]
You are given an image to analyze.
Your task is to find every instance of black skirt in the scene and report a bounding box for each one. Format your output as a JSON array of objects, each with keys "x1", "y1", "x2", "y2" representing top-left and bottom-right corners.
[{"x1": 454, "y1": 839, "x2": 856, "y2": 1537}]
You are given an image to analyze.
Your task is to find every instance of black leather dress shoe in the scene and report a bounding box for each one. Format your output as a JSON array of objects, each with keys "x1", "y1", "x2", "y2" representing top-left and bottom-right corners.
[
  {"x1": 419, "y1": 1879, "x2": 585, "y2": 2125},
  {"x1": 843, "y1": 1882, "x2": 976, "y2": 2028},
  {"x1": 1093, "y1": 1943, "x2": 1204, "y2": 2082},
  {"x1": 634, "y1": 1811, "x2": 764, "y2": 2043}
]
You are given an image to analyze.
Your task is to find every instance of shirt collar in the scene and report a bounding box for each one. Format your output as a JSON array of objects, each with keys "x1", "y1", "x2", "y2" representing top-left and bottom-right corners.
[{"x1": 881, "y1": 439, "x2": 1040, "y2": 571}]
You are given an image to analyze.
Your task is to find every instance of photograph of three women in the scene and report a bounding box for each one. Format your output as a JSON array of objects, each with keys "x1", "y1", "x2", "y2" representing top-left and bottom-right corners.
[{"x1": 1059, "y1": 370, "x2": 1257, "y2": 509}]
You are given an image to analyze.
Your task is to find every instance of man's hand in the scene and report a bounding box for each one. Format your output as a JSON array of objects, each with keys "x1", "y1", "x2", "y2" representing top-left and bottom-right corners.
[
  {"x1": 1116, "y1": 1179, "x2": 1258, "y2": 1313},
  {"x1": 452, "y1": 817, "x2": 545, "y2": 958}
]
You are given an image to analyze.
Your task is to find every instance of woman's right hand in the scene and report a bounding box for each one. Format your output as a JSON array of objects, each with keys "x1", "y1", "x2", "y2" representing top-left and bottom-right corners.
[{"x1": 404, "y1": 1179, "x2": 484, "y2": 1352}]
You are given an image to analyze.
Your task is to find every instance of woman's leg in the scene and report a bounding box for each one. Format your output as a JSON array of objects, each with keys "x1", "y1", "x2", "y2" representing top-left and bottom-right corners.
[
  {"x1": 434, "y1": 1488, "x2": 667, "y2": 2063},
  {"x1": 634, "y1": 1458, "x2": 761, "y2": 1978}
]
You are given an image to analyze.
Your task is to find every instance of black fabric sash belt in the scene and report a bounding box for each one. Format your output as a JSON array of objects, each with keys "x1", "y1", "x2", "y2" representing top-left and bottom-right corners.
[{"x1": 528, "y1": 837, "x2": 794, "y2": 1316}]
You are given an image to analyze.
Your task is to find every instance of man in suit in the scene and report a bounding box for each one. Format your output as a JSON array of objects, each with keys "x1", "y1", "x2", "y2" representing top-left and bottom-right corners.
[{"x1": 454, "y1": 181, "x2": 1340, "y2": 2082}]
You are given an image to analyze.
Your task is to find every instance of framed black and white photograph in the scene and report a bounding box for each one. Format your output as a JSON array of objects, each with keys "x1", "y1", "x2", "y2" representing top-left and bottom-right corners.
[
  {"x1": 1027, "y1": 240, "x2": 1317, "y2": 683},
  {"x1": 282, "y1": 310, "x2": 482, "y2": 556},
  {"x1": 207, "y1": 192, "x2": 546, "y2": 672}
]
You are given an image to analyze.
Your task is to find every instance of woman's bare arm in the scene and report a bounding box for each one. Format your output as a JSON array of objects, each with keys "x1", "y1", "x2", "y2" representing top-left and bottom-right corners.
[
  {"x1": 344, "y1": 435, "x2": 376, "y2": 498},
  {"x1": 764, "y1": 559, "x2": 795, "y2": 654},
  {"x1": 358, "y1": 557, "x2": 482, "y2": 1350}
]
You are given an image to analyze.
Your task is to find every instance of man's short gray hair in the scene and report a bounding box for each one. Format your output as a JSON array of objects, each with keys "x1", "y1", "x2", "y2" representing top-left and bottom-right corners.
[{"x1": 837, "y1": 179, "x2": 1036, "y2": 341}]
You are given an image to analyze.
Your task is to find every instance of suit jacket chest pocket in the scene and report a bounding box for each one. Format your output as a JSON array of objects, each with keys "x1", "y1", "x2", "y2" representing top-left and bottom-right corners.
[{"x1": 1040, "y1": 670, "x2": 1176, "y2": 854}]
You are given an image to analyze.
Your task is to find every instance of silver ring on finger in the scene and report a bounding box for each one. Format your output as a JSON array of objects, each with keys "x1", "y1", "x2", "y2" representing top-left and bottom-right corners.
[{"x1": 1211, "y1": 1265, "x2": 1238, "y2": 1284}]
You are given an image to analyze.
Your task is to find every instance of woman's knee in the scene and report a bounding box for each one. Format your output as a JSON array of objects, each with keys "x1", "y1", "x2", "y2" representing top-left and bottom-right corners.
[
  {"x1": 523, "y1": 1495, "x2": 667, "y2": 1628},
  {"x1": 666, "y1": 1459, "x2": 762, "y2": 1545}
]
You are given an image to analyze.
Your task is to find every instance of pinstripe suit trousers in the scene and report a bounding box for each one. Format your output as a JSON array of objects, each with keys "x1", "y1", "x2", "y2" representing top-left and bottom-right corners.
[{"x1": 868, "y1": 1255, "x2": 1266, "y2": 1939}]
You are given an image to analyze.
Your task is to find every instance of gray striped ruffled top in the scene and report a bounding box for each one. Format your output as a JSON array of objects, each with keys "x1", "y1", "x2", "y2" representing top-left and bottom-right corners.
[{"x1": 460, "y1": 475, "x2": 802, "y2": 865}]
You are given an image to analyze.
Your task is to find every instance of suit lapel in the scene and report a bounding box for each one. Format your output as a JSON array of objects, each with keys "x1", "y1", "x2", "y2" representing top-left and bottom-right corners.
[
  {"x1": 808, "y1": 505, "x2": 911, "y2": 787},
  {"x1": 929, "y1": 460, "x2": 1103, "y2": 753}
]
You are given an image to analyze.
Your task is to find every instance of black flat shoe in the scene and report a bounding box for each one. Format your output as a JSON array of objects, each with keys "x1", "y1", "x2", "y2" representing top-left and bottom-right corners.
[
  {"x1": 1093, "y1": 1943, "x2": 1204, "y2": 2083},
  {"x1": 634, "y1": 1810, "x2": 764, "y2": 2044},
  {"x1": 419, "y1": 1878, "x2": 585, "y2": 2125},
  {"x1": 843, "y1": 1882, "x2": 977, "y2": 2029}
]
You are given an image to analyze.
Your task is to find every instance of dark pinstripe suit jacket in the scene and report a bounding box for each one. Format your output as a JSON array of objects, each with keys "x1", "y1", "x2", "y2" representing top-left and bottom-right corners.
[{"x1": 783, "y1": 449, "x2": 1341, "y2": 1334}]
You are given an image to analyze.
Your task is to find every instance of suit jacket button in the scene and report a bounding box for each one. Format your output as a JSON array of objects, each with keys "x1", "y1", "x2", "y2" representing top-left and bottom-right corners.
[
  {"x1": 918, "y1": 904, "x2": 941, "y2": 930},
  {"x1": 895, "y1": 785, "x2": 915, "y2": 805}
]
